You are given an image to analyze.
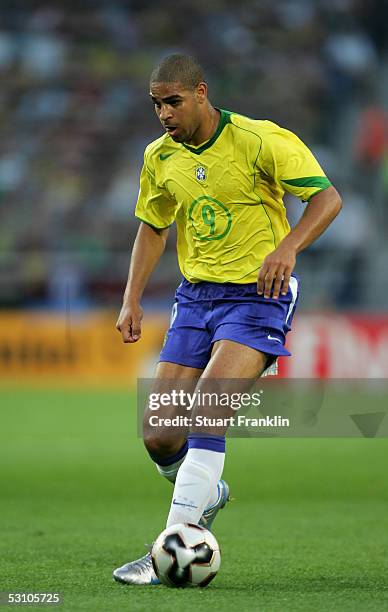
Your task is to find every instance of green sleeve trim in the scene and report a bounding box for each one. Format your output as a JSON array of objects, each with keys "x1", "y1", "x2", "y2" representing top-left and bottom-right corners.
[
  {"x1": 282, "y1": 176, "x2": 332, "y2": 189},
  {"x1": 135, "y1": 214, "x2": 173, "y2": 231},
  {"x1": 306, "y1": 185, "x2": 331, "y2": 202}
]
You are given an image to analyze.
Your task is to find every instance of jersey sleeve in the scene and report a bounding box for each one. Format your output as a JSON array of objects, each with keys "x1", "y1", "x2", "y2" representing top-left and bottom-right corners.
[
  {"x1": 135, "y1": 150, "x2": 176, "y2": 229},
  {"x1": 258, "y1": 122, "x2": 332, "y2": 202}
]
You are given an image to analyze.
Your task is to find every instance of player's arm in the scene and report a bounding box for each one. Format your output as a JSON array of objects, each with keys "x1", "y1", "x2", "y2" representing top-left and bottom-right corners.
[
  {"x1": 118, "y1": 144, "x2": 176, "y2": 343},
  {"x1": 257, "y1": 123, "x2": 342, "y2": 299},
  {"x1": 257, "y1": 185, "x2": 342, "y2": 299},
  {"x1": 116, "y1": 222, "x2": 169, "y2": 343}
]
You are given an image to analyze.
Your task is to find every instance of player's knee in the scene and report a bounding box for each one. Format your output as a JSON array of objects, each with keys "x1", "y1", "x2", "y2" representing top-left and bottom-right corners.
[{"x1": 143, "y1": 432, "x2": 183, "y2": 460}]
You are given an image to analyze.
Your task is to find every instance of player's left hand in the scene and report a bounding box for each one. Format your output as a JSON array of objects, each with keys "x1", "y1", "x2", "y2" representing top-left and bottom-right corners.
[{"x1": 257, "y1": 244, "x2": 296, "y2": 299}]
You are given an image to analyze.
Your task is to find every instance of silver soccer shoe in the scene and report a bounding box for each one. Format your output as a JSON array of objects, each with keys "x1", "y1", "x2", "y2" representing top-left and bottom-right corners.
[
  {"x1": 113, "y1": 551, "x2": 160, "y2": 586},
  {"x1": 199, "y1": 479, "x2": 230, "y2": 530}
]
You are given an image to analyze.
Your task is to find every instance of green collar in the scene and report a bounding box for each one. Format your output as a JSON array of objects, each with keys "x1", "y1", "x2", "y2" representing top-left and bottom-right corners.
[{"x1": 182, "y1": 108, "x2": 231, "y2": 155}]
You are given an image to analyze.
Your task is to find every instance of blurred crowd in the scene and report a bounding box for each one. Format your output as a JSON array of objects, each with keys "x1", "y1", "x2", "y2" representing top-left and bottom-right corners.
[{"x1": 0, "y1": 0, "x2": 387, "y2": 311}]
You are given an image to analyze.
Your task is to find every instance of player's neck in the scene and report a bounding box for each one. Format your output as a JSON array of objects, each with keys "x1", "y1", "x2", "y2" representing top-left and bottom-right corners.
[{"x1": 186, "y1": 106, "x2": 220, "y2": 147}]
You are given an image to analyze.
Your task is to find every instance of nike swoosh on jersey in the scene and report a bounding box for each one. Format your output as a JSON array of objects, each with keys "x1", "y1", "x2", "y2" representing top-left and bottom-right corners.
[
  {"x1": 267, "y1": 334, "x2": 282, "y2": 343},
  {"x1": 159, "y1": 151, "x2": 177, "y2": 160}
]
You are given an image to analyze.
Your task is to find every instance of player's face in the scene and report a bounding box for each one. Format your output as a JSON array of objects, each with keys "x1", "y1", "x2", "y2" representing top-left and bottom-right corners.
[{"x1": 150, "y1": 81, "x2": 205, "y2": 143}]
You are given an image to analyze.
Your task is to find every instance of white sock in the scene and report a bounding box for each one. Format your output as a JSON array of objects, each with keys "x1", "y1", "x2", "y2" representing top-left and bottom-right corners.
[
  {"x1": 156, "y1": 456, "x2": 185, "y2": 483},
  {"x1": 149, "y1": 441, "x2": 188, "y2": 484},
  {"x1": 166, "y1": 446, "x2": 225, "y2": 527}
]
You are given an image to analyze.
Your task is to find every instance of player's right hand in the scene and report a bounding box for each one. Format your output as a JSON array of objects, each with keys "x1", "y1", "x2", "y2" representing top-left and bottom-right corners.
[{"x1": 116, "y1": 302, "x2": 143, "y2": 343}]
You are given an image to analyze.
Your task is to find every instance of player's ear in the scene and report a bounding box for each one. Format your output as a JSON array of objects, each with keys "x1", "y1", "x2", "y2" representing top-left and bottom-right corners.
[{"x1": 195, "y1": 82, "x2": 207, "y2": 104}]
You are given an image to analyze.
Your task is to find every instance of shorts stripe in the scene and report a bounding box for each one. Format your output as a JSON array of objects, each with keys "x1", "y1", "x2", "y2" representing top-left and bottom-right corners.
[{"x1": 286, "y1": 276, "x2": 298, "y2": 323}]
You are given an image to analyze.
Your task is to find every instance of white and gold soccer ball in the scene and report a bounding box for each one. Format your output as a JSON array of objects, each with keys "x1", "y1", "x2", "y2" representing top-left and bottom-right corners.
[{"x1": 151, "y1": 523, "x2": 221, "y2": 587}]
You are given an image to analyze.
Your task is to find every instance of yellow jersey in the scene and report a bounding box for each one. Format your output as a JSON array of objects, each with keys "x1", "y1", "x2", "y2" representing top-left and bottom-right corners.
[{"x1": 135, "y1": 109, "x2": 331, "y2": 283}]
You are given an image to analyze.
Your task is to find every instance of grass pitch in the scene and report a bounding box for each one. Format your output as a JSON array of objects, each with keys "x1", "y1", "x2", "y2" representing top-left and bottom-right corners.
[{"x1": 1, "y1": 388, "x2": 388, "y2": 611}]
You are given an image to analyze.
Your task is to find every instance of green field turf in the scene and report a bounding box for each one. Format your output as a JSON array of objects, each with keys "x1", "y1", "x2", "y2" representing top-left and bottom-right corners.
[{"x1": 1, "y1": 388, "x2": 388, "y2": 611}]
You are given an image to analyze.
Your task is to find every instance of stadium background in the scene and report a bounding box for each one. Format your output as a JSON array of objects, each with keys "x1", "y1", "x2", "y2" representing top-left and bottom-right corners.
[{"x1": 1, "y1": 1, "x2": 388, "y2": 610}]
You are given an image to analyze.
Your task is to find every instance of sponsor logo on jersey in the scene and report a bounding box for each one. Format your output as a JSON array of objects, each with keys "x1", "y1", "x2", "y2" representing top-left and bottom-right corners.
[{"x1": 159, "y1": 151, "x2": 178, "y2": 160}]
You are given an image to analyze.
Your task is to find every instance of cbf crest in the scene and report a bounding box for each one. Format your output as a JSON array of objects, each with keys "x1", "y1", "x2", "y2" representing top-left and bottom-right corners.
[{"x1": 195, "y1": 165, "x2": 207, "y2": 183}]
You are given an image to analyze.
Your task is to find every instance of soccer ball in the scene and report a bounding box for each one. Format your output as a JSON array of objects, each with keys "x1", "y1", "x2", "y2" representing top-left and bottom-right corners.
[{"x1": 151, "y1": 523, "x2": 221, "y2": 587}]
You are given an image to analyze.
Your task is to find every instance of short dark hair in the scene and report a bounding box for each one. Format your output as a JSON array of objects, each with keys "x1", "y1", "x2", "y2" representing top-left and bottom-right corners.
[{"x1": 150, "y1": 54, "x2": 205, "y2": 89}]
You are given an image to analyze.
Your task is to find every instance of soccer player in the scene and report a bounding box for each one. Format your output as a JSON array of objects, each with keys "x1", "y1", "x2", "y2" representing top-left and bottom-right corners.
[{"x1": 113, "y1": 54, "x2": 342, "y2": 585}]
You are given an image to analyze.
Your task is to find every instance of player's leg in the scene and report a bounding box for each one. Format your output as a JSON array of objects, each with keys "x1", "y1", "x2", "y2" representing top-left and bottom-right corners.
[
  {"x1": 113, "y1": 290, "x2": 212, "y2": 586},
  {"x1": 142, "y1": 287, "x2": 212, "y2": 485},
  {"x1": 166, "y1": 277, "x2": 300, "y2": 529},
  {"x1": 166, "y1": 340, "x2": 269, "y2": 527},
  {"x1": 113, "y1": 361, "x2": 203, "y2": 586},
  {"x1": 143, "y1": 358, "x2": 232, "y2": 524},
  {"x1": 143, "y1": 360, "x2": 203, "y2": 484}
]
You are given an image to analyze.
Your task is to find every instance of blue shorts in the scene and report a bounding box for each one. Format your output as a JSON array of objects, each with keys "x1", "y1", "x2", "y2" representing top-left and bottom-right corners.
[{"x1": 159, "y1": 277, "x2": 299, "y2": 369}]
